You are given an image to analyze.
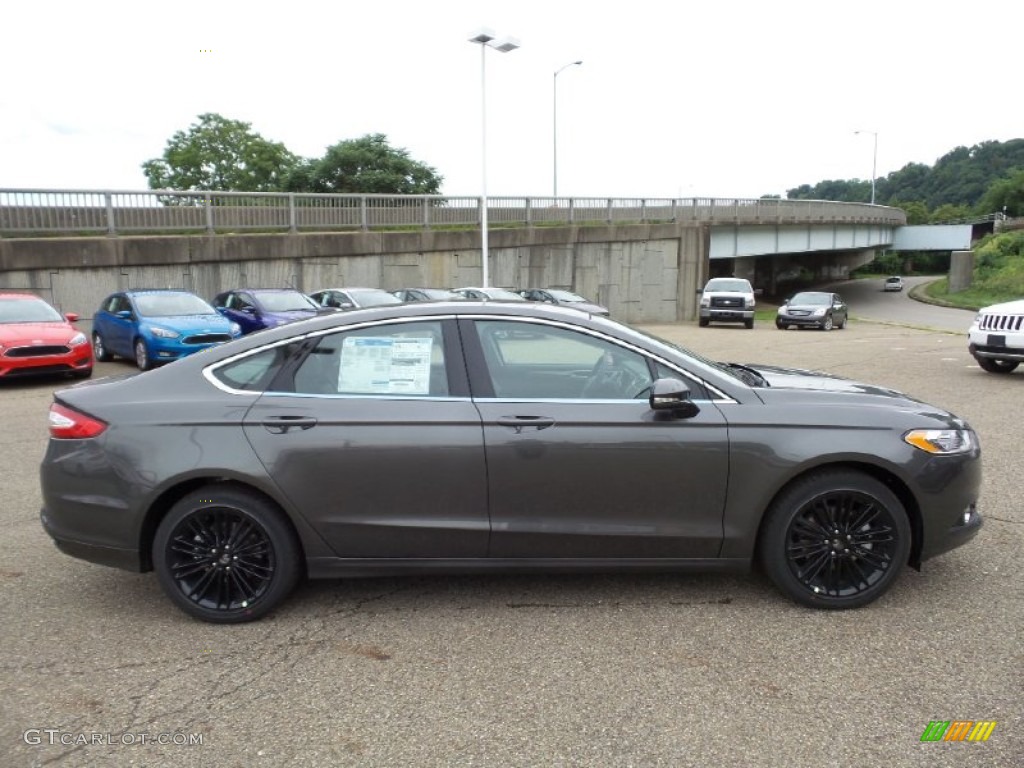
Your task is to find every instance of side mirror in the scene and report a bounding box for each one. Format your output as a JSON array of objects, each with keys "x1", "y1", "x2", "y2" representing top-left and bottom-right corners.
[
  {"x1": 65, "y1": 312, "x2": 79, "y2": 322},
  {"x1": 754, "y1": 288, "x2": 764, "y2": 296},
  {"x1": 339, "y1": 301, "x2": 355, "y2": 310},
  {"x1": 649, "y1": 377, "x2": 700, "y2": 419},
  {"x1": 116, "y1": 310, "x2": 133, "y2": 320},
  {"x1": 241, "y1": 306, "x2": 256, "y2": 314}
]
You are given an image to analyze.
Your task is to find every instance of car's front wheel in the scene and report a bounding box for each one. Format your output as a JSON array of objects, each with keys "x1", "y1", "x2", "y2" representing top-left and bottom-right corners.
[
  {"x1": 153, "y1": 485, "x2": 302, "y2": 623},
  {"x1": 759, "y1": 469, "x2": 911, "y2": 609},
  {"x1": 92, "y1": 333, "x2": 112, "y2": 362},
  {"x1": 134, "y1": 339, "x2": 153, "y2": 371},
  {"x1": 821, "y1": 315, "x2": 834, "y2": 331},
  {"x1": 976, "y1": 357, "x2": 1019, "y2": 374},
  {"x1": 744, "y1": 319, "x2": 754, "y2": 330}
]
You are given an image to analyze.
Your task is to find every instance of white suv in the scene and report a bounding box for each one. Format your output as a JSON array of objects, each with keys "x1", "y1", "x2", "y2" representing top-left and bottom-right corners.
[
  {"x1": 967, "y1": 299, "x2": 1024, "y2": 373},
  {"x1": 699, "y1": 277, "x2": 756, "y2": 329}
]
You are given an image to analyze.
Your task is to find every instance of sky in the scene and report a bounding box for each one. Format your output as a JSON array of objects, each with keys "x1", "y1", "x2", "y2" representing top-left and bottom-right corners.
[{"x1": 2, "y1": 0, "x2": 1021, "y2": 201}]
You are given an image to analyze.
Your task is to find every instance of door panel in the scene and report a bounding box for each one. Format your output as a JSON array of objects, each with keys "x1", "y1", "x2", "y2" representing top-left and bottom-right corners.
[{"x1": 467, "y1": 318, "x2": 729, "y2": 558}]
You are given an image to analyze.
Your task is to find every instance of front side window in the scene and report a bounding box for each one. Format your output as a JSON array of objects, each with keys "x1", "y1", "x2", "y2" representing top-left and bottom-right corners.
[
  {"x1": 291, "y1": 321, "x2": 448, "y2": 397},
  {"x1": 475, "y1": 320, "x2": 652, "y2": 400}
]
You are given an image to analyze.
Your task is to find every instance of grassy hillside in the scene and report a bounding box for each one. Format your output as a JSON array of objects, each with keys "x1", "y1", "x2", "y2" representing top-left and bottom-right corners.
[{"x1": 925, "y1": 230, "x2": 1024, "y2": 309}]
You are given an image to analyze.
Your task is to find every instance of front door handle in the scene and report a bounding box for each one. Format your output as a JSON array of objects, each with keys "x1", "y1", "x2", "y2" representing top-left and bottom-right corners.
[
  {"x1": 261, "y1": 416, "x2": 318, "y2": 434},
  {"x1": 496, "y1": 416, "x2": 556, "y2": 433}
]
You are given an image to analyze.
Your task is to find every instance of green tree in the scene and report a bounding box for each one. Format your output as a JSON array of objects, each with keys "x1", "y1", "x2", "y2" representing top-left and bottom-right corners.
[
  {"x1": 890, "y1": 199, "x2": 930, "y2": 224},
  {"x1": 286, "y1": 134, "x2": 442, "y2": 194},
  {"x1": 142, "y1": 113, "x2": 299, "y2": 192},
  {"x1": 929, "y1": 203, "x2": 972, "y2": 223},
  {"x1": 977, "y1": 168, "x2": 1024, "y2": 217}
]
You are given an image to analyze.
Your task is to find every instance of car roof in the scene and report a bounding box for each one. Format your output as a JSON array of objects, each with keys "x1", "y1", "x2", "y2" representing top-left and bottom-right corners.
[{"x1": 0, "y1": 292, "x2": 49, "y2": 301}]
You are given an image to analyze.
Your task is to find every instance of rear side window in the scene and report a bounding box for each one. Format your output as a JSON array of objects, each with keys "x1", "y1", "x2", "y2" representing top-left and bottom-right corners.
[
  {"x1": 210, "y1": 343, "x2": 303, "y2": 392},
  {"x1": 291, "y1": 321, "x2": 449, "y2": 397}
]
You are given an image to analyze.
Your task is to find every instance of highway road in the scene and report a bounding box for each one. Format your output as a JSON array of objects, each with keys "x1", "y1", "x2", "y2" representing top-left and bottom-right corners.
[{"x1": 827, "y1": 275, "x2": 977, "y2": 333}]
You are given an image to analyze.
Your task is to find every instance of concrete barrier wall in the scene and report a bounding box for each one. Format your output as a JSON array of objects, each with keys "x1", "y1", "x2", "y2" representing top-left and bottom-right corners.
[{"x1": 0, "y1": 223, "x2": 708, "y2": 325}]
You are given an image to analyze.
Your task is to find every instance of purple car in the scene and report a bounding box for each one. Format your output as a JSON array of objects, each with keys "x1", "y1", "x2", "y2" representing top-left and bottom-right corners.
[{"x1": 212, "y1": 289, "x2": 322, "y2": 334}]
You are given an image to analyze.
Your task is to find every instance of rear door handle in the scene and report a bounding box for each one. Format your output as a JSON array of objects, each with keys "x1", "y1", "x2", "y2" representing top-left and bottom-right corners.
[
  {"x1": 261, "y1": 416, "x2": 318, "y2": 434},
  {"x1": 497, "y1": 416, "x2": 556, "y2": 433}
]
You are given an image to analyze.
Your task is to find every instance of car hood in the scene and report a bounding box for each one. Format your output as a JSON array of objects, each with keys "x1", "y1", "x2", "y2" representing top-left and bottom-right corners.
[
  {"x1": 978, "y1": 299, "x2": 1024, "y2": 315},
  {"x1": 0, "y1": 321, "x2": 79, "y2": 344},
  {"x1": 779, "y1": 303, "x2": 829, "y2": 312},
  {"x1": 262, "y1": 309, "x2": 319, "y2": 325},
  {"x1": 748, "y1": 363, "x2": 925, "y2": 402},
  {"x1": 142, "y1": 314, "x2": 235, "y2": 332}
]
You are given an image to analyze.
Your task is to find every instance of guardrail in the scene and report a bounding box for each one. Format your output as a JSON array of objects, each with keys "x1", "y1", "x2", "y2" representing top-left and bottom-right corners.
[{"x1": 0, "y1": 189, "x2": 906, "y2": 236}]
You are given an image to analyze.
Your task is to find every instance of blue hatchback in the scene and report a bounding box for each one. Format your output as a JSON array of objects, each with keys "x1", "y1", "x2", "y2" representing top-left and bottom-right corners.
[{"x1": 92, "y1": 290, "x2": 242, "y2": 370}]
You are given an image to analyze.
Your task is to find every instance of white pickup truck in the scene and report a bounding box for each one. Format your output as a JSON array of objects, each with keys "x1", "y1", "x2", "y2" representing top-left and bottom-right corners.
[
  {"x1": 698, "y1": 277, "x2": 756, "y2": 329},
  {"x1": 967, "y1": 298, "x2": 1024, "y2": 373}
]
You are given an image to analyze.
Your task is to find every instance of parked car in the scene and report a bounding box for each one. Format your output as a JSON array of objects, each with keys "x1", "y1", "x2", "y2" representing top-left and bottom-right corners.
[
  {"x1": 519, "y1": 288, "x2": 610, "y2": 316},
  {"x1": 452, "y1": 287, "x2": 527, "y2": 302},
  {"x1": 310, "y1": 287, "x2": 403, "y2": 310},
  {"x1": 92, "y1": 290, "x2": 241, "y2": 371},
  {"x1": 40, "y1": 301, "x2": 981, "y2": 623},
  {"x1": 967, "y1": 298, "x2": 1024, "y2": 374},
  {"x1": 776, "y1": 292, "x2": 849, "y2": 331},
  {"x1": 213, "y1": 289, "x2": 321, "y2": 334},
  {"x1": 0, "y1": 292, "x2": 92, "y2": 379},
  {"x1": 392, "y1": 288, "x2": 464, "y2": 303},
  {"x1": 883, "y1": 276, "x2": 904, "y2": 292},
  {"x1": 698, "y1": 278, "x2": 756, "y2": 328}
]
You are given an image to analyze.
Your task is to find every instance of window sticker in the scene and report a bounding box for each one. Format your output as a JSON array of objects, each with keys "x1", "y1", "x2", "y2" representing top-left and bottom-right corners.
[{"x1": 339, "y1": 337, "x2": 434, "y2": 394}]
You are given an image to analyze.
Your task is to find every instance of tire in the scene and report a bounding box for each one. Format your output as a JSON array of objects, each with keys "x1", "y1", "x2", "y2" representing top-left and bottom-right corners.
[
  {"x1": 744, "y1": 319, "x2": 754, "y2": 330},
  {"x1": 759, "y1": 470, "x2": 911, "y2": 609},
  {"x1": 153, "y1": 485, "x2": 302, "y2": 623},
  {"x1": 92, "y1": 333, "x2": 112, "y2": 362},
  {"x1": 71, "y1": 368, "x2": 93, "y2": 379},
  {"x1": 821, "y1": 315, "x2": 834, "y2": 331},
  {"x1": 976, "y1": 357, "x2": 1019, "y2": 374},
  {"x1": 776, "y1": 320, "x2": 787, "y2": 330},
  {"x1": 698, "y1": 318, "x2": 710, "y2": 327},
  {"x1": 837, "y1": 314, "x2": 847, "y2": 330},
  {"x1": 134, "y1": 339, "x2": 153, "y2": 371}
]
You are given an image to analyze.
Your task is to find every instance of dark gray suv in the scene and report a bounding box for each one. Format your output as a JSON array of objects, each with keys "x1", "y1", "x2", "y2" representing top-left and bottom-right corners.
[{"x1": 40, "y1": 301, "x2": 981, "y2": 623}]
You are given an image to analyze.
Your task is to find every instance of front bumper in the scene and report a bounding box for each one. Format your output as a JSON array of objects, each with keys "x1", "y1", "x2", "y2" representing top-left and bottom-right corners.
[
  {"x1": 777, "y1": 313, "x2": 827, "y2": 328},
  {"x1": 968, "y1": 329, "x2": 1024, "y2": 362},
  {"x1": 700, "y1": 308, "x2": 754, "y2": 322},
  {"x1": 0, "y1": 347, "x2": 92, "y2": 377}
]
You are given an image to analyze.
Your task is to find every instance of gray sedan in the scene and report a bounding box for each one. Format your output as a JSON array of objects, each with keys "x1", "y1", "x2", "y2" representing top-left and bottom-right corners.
[
  {"x1": 39, "y1": 302, "x2": 980, "y2": 623},
  {"x1": 777, "y1": 291, "x2": 849, "y2": 330}
]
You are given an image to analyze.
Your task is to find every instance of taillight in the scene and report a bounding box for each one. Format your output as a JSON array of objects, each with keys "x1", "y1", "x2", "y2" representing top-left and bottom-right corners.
[{"x1": 48, "y1": 403, "x2": 107, "y2": 439}]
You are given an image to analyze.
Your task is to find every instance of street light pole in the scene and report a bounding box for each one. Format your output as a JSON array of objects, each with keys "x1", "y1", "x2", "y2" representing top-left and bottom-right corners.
[
  {"x1": 553, "y1": 60, "x2": 582, "y2": 198},
  {"x1": 855, "y1": 130, "x2": 878, "y2": 205},
  {"x1": 469, "y1": 29, "x2": 520, "y2": 288}
]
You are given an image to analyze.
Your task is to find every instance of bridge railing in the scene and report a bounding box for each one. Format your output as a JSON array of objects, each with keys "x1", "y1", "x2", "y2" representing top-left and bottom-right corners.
[{"x1": 0, "y1": 189, "x2": 906, "y2": 236}]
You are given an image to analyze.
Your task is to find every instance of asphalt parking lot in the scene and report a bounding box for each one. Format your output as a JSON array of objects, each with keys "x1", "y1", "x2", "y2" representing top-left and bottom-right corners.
[{"x1": 1, "y1": 318, "x2": 1021, "y2": 767}]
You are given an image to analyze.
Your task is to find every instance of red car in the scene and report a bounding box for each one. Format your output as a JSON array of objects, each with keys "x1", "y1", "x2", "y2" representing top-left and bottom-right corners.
[{"x1": 0, "y1": 293, "x2": 93, "y2": 379}]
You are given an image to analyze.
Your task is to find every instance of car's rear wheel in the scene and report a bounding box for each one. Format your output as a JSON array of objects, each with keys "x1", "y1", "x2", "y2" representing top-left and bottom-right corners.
[
  {"x1": 92, "y1": 333, "x2": 112, "y2": 362},
  {"x1": 837, "y1": 314, "x2": 847, "y2": 330},
  {"x1": 759, "y1": 470, "x2": 910, "y2": 609},
  {"x1": 134, "y1": 339, "x2": 153, "y2": 371},
  {"x1": 976, "y1": 357, "x2": 1019, "y2": 374},
  {"x1": 153, "y1": 486, "x2": 302, "y2": 623}
]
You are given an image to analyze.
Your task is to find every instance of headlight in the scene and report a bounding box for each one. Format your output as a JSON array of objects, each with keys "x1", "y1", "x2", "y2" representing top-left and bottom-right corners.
[
  {"x1": 904, "y1": 429, "x2": 973, "y2": 455},
  {"x1": 69, "y1": 332, "x2": 87, "y2": 346},
  {"x1": 700, "y1": 297, "x2": 710, "y2": 308},
  {"x1": 150, "y1": 326, "x2": 180, "y2": 339},
  {"x1": 812, "y1": 308, "x2": 826, "y2": 316},
  {"x1": 230, "y1": 323, "x2": 242, "y2": 336},
  {"x1": 745, "y1": 297, "x2": 756, "y2": 308}
]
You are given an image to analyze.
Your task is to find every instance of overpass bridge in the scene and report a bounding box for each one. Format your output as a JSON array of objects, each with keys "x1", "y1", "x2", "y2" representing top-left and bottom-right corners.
[{"x1": 0, "y1": 189, "x2": 965, "y2": 323}]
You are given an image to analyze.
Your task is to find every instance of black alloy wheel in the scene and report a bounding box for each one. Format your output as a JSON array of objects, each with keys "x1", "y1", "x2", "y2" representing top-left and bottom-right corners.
[
  {"x1": 153, "y1": 486, "x2": 301, "y2": 623},
  {"x1": 760, "y1": 470, "x2": 910, "y2": 609}
]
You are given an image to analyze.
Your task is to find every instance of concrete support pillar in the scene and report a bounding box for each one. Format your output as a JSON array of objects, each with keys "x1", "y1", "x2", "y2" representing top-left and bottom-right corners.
[{"x1": 949, "y1": 251, "x2": 974, "y2": 293}]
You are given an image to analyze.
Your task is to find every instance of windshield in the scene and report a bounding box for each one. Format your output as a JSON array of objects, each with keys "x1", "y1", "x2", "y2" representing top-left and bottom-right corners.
[
  {"x1": 351, "y1": 290, "x2": 402, "y2": 306},
  {"x1": 255, "y1": 292, "x2": 318, "y2": 312},
  {"x1": 789, "y1": 292, "x2": 832, "y2": 306},
  {"x1": 134, "y1": 293, "x2": 217, "y2": 317},
  {"x1": 704, "y1": 279, "x2": 751, "y2": 293},
  {"x1": 0, "y1": 297, "x2": 64, "y2": 323},
  {"x1": 547, "y1": 290, "x2": 588, "y2": 302},
  {"x1": 418, "y1": 289, "x2": 460, "y2": 300}
]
